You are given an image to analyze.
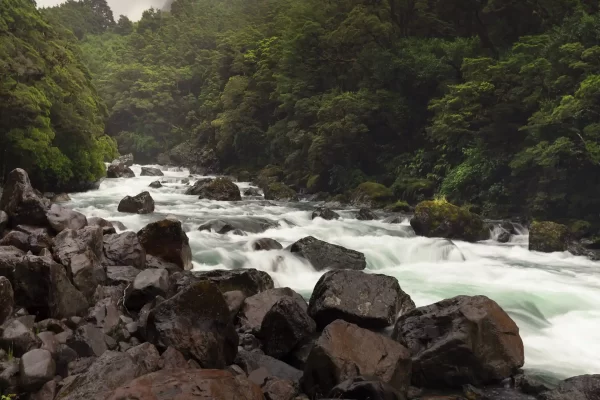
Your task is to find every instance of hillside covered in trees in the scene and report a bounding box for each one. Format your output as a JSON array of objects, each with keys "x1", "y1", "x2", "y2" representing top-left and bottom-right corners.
[{"x1": 2, "y1": 0, "x2": 600, "y2": 230}]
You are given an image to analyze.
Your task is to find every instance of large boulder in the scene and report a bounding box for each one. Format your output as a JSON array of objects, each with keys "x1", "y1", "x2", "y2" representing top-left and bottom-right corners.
[
  {"x1": 392, "y1": 295, "x2": 524, "y2": 388},
  {"x1": 303, "y1": 320, "x2": 412, "y2": 398},
  {"x1": 103, "y1": 232, "x2": 146, "y2": 269},
  {"x1": 146, "y1": 280, "x2": 238, "y2": 368},
  {"x1": 19, "y1": 349, "x2": 56, "y2": 391},
  {"x1": 0, "y1": 168, "x2": 48, "y2": 227},
  {"x1": 0, "y1": 245, "x2": 24, "y2": 281},
  {"x1": 0, "y1": 231, "x2": 29, "y2": 252},
  {"x1": 117, "y1": 191, "x2": 155, "y2": 214},
  {"x1": 198, "y1": 217, "x2": 279, "y2": 234},
  {"x1": 192, "y1": 268, "x2": 274, "y2": 297},
  {"x1": 66, "y1": 324, "x2": 109, "y2": 357},
  {"x1": 107, "y1": 369, "x2": 264, "y2": 400},
  {"x1": 238, "y1": 287, "x2": 307, "y2": 334},
  {"x1": 70, "y1": 248, "x2": 106, "y2": 301},
  {"x1": 186, "y1": 178, "x2": 241, "y2": 201},
  {"x1": 0, "y1": 229, "x2": 52, "y2": 254},
  {"x1": 46, "y1": 204, "x2": 87, "y2": 233},
  {"x1": 289, "y1": 236, "x2": 366, "y2": 271},
  {"x1": 137, "y1": 219, "x2": 192, "y2": 270},
  {"x1": 312, "y1": 207, "x2": 340, "y2": 221},
  {"x1": 308, "y1": 270, "x2": 414, "y2": 330},
  {"x1": 53, "y1": 226, "x2": 104, "y2": 267},
  {"x1": 410, "y1": 200, "x2": 488, "y2": 242},
  {"x1": 148, "y1": 180, "x2": 162, "y2": 189},
  {"x1": 0, "y1": 277, "x2": 14, "y2": 324},
  {"x1": 124, "y1": 269, "x2": 169, "y2": 310},
  {"x1": 106, "y1": 163, "x2": 135, "y2": 178},
  {"x1": 263, "y1": 182, "x2": 298, "y2": 201},
  {"x1": 140, "y1": 167, "x2": 164, "y2": 177},
  {"x1": 540, "y1": 374, "x2": 600, "y2": 400},
  {"x1": 351, "y1": 182, "x2": 393, "y2": 208},
  {"x1": 106, "y1": 266, "x2": 140, "y2": 285},
  {"x1": 529, "y1": 221, "x2": 570, "y2": 253},
  {"x1": 87, "y1": 217, "x2": 117, "y2": 235},
  {"x1": 356, "y1": 208, "x2": 378, "y2": 221}
]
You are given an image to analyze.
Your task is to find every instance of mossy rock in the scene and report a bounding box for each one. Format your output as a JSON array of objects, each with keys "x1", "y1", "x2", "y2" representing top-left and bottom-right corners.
[
  {"x1": 263, "y1": 182, "x2": 298, "y2": 201},
  {"x1": 385, "y1": 201, "x2": 411, "y2": 213},
  {"x1": 256, "y1": 165, "x2": 284, "y2": 188},
  {"x1": 410, "y1": 200, "x2": 488, "y2": 242},
  {"x1": 190, "y1": 178, "x2": 241, "y2": 201},
  {"x1": 529, "y1": 221, "x2": 570, "y2": 253},
  {"x1": 351, "y1": 182, "x2": 394, "y2": 208}
]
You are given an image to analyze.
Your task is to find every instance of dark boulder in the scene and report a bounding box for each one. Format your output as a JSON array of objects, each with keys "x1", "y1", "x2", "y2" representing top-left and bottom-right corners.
[
  {"x1": 308, "y1": 270, "x2": 414, "y2": 330},
  {"x1": 0, "y1": 231, "x2": 30, "y2": 252},
  {"x1": 148, "y1": 180, "x2": 162, "y2": 189},
  {"x1": 0, "y1": 228, "x2": 52, "y2": 254},
  {"x1": 106, "y1": 265, "x2": 140, "y2": 285},
  {"x1": 410, "y1": 200, "x2": 488, "y2": 242},
  {"x1": 146, "y1": 280, "x2": 238, "y2": 368},
  {"x1": 199, "y1": 217, "x2": 279, "y2": 234},
  {"x1": 311, "y1": 207, "x2": 340, "y2": 221},
  {"x1": 46, "y1": 204, "x2": 87, "y2": 233},
  {"x1": 0, "y1": 245, "x2": 24, "y2": 281},
  {"x1": 252, "y1": 238, "x2": 283, "y2": 251},
  {"x1": 263, "y1": 182, "x2": 298, "y2": 201},
  {"x1": 117, "y1": 191, "x2": 155, "y2": 214},
  {"x1": 113, "y1": 153, "x2": 134, "y2": 167},
  {"x1": 539, "y1": 374, "x2": 600, "y2": 400},
  {"x1": 289, "y1": 236, "x2": 366, "y2": 271},
  {"x1": 70, "y1": 248, "x2": 106, "y2": 301},
  {"x1": 356, "y1": 208, "x2": 378, "y2": 221},
  {"x1": 124, "y1": 269, "x2": 169, "y2": 310},
  {"x1": 392, "y1": 295, "x2": 524, "y2": 388},
  {"x1": 244, "y1": 187, "x2": 262, "y2": 197},
  {"x1": 103, "y1": 232, "x2": 146, "y2": 269},
  {"x1": 87, "y1": 217, "x2": 117, "y2": 235},
  {"x1": 186, "y1": 177, "x2": 241, "y2": 201},
  {"x1": 107, "y1": 163, "x2": 135, "y2": 178},
  {"x1": 107, "y1": 369, "x2": 264, "y2": 400},
  {"x1": 137, "y1": 219, "x2": 192, "y2": 270},
  {"x1": 0, "y1": 168, "x2": 48, "y2": 227},
  {"x1": 259, "y1": 296, "x2": 316, "y2": 359},
  {"x1": 51, "y1": 193, "x2": 71, "y2": 203},
  {"x1": 140, "y1": 167, "x2": 164, "y2": 177},
  {"x1": 529, "y1": 221, "x2": 570, "y2": 253},
  {"x1": 328, "y1": 376, "x2": 406, "y2": 400},
  {"x1": 184, "y1": 178, "x2": 212, "y2": 195},
  {"x1": 498, "y1": 229, "x2": 511, "y2": 243},
  {"x1": 303, "y1": 320, "x2": 412, "y2": 397},
  {"x1": 0, "y1": 277, "x2": 14, "y2": 324},
  {"x1": 235, "y1": 349, "x2": 303, "y2": 383},
  {"x1": 238, "y1": 287, "x2": 307, "y2": 334},
  {"x1": 145, "y1": 254, "x2": 181, "y2": 273},
  {"x1": 109, "y1": 220, "x2": 127, "y2": 231},
  {"x1": 192, "y1": 268, "x2": 274, "y2": 297},
  {"x1": 0, "y1": 319, "x2": 41, "y2": 356},
  {"x1": 0, "y1": 211, "x2": 7, "y2": 234},
  {"x1": 52, "y1": 226, "x2": 103, "y2": 267}
]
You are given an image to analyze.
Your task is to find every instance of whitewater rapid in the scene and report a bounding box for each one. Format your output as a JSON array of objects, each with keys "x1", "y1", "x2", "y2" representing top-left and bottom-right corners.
[{"x1": 70, "y1": 165, "x2": 600, "y2": 380}]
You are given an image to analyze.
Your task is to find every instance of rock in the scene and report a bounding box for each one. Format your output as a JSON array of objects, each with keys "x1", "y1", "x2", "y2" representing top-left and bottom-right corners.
[
  {"x1": 0, "y1": 277, "x2": 14, "y2": 324},
  {"x1": 124, "y1": 269, "x2": 169, "y2": 310},
  {"x1": 303, "y1": 320, "x2": 412, "y2": 397},
  {"x1": 146, "y1": 280, "x2": 238, "y2": 368},
  {"x1": 0, "y1": 168, "x2": 48, "y2": 227},
  {"x1": 539, "y1": 374, "x2": 600, "y2": 400},
  {"x1": 410, "y1": 200, "x2": 488, "y2": 242},
  {"x1": 529, "y1": 221, "x2": 570, "y2": 253},
  {"x1": 0, "y1": 229, "x2": 52, "y2": 254},
  {"x1": 140, "y1": 167, "x2": 164, "y2": 177},
  {"x1": 186, "y1": 177, "x2": 241, "y2": 201},
  {"x1": 192, "y1": 268, "x2": 274, "y2": 297},
  {"x1": 145, "y1": 254, "x2": 181, "y2": 273},
  {"x1": 0, "y1": 358, "x2": 19, "y2": 393},
  {"x1": 238, "y1": 287, "x2": 307, "y2": 334},
  {"x1": 0, "y1": 319, "x2": 41, "y2": 356},
  {"x1": 0, "y1": 245, "x2": 24, "y2": 281},
  {"x1": 160, "y1": 346, "x2": 188, "y2": 369},
  {"x1": 0, "y1": 210, "x2": 8, "y2": 234},
  {"x1": 103, "y1": 232, "x2": 146, "y2": 269},
  {"x1": 311, "y1": 208, "x2": 340, "y2": 221},
  {"x1": 52, "y1": 226, "x2": 104, "y2": 268},
  {"x1": 126, "y1": 342, "x2": 161, "y2": 373},
  {"x1": 199, "y1": 217, "x2": 279, "y2": 234},
  {"x1": 263, "y1": 182, "x2": 298, "y2": 201},
  {"x1": 109, "y1": 220, "x2": 127, "y2": 231},
  {"x1": 37, "y1": 331, "x2": 59, "y2": 357},
  {"x1": 244, "y1": 187, "x2": 262, "y2": 196},
  {"x1": 67, "y1": 356, "x2": 96, "y2": 376},
  {"x1": 498, "y1": 230, "x2": 511, "y2": 243},
  {"x1": 392, "y1": 295, "x2": 524, "y2": 388},
  {"x1": 113, "y1": 153, "x2": 134, "y2": 167},
  {"x1": 514, "y1": 373, "x2": 555, "y2": 396},
  {"x1": 106, "y1": 265, "x2": 140, "y2": 285},
  {"x1": 67, "y1": 324, "x2": 108, "y2": 357},
  {"x1": 224, "y1": 290, "x2": 246, "y2": 317},
  {"x1": 328, "y1": 376, "x2": 405, "y2": 400},
  {"x1": 0, "y1": 230, "x2": 30, "y2": 252},
  {"x1": 13, "y1": 255, "x2": 88, "y2": 319},
  {"x1": 46, "y1": 204, "x2": 87, "y2": 233},
  {"x1": 88, "y1": 298, "x2": 121, "y2": 335},
  {"x1": 137, "y1": 219, "x2": 192, "y2": 270},
  {"x1": 107, "y1": 369, "x2": 264, "y2": 400},
  {"x1": 51, "y1": 193, "x2": 71, "y2": 203},
  {"x1": 106, "y1": 163, "x2": 135, "y2": 178},
  {"x1": 87, "y1": 217, "x2": 117, "y2": 235},
  {"x1": 308, "y1": 270, "x2": 414, "y2": 330},
  {"x1": 31, "y1": 379, "x2": 58, "y2": 400},
  {"x1": 289, "y1": 236, "x2": 366, "y2": 271},
  {"x1": 148, "y1": 180, "x2": 162, "y2": 189},
  {"x1": 55, "y1": 351, "x2": 146, "y2": 400},
  {"x1": 117, "y1": 191, "x2": 155, "y2": 214},
  {"x1": 252, "y1": 238, "x2": 283, "y2": 251},
  {"x1": 235, "y1": 350, "x2": 303, "y2": 383},
  {"x1": 19, "y1": 349, "x2": 55, "y2": 391},
  {"x1": 70, "y1": 249, "x2": 106, "y2": 301},
  {"x1": 259, "y1": 297, "x2": 316, "y2": 359},
  {"x1": 356, "y1": 208, "x2": 378, "y2": 221},
  {"x1": 263, "y1": 376, "x2": 299, "y2": 400},
  {"x1": 35, "y1": 319, "x2": 68, "y2": 334}
]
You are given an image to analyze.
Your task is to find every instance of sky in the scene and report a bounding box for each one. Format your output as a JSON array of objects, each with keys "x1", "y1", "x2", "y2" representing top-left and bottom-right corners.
[{"x1": 36, "y1": 0, "x2": 169, "y2": 21}]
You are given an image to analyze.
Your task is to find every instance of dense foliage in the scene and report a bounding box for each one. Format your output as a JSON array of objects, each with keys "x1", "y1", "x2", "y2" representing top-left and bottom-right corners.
[{"x1": 0, "y1": 0, "x2": 118, "y2": 191}]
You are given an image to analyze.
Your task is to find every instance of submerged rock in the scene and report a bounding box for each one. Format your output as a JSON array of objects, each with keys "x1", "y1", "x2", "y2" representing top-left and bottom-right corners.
[
  {"x1": 0, "y1": 168, "x2": 48, "y2": 227},
  {"x1": 529, "y1": 221, "x2": 570, "y2": 253},
  {"x1": 244, "y1": 187, "x2": 262, "y2": 197},
  {"x1": 140, "y1": 167, "x2": 164, "y2": 177},
  {"x1": 290, "y1": 236, "x2": 366, "y2": 271},
  {"x1": 138, "y1": 219, "x2": 192, "y2": 270},
  {"x1": 107, "y1": 163, "x2": 135, "y2": 178},
  {"x1": 148, "y1": 181, "x2": 162, "y2": 189},
  {"x1": 117, "y1": 191, "x2": 155, "y2": 214},
  {"x1": 410, "y1": 200, "x2": 488, "y2": 242}
]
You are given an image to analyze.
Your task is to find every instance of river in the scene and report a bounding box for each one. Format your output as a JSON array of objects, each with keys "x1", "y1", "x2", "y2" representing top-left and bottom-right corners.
[{"x1": 69, "y1": 165, "x2": 600, "y2": 380}]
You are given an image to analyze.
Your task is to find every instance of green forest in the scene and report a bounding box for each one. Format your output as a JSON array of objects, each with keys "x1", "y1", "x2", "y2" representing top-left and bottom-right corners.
[{"x1": 2, "y1": 0, "x2": 600, "y2": 228}]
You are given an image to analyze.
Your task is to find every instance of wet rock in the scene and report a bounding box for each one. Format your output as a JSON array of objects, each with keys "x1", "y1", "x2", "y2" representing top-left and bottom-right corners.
[
  {"x1": 238, "y1": 287, "x2": 307, "y2": 334},
  {"x1": 392, "y1": 295, "x2": 524, "y2": 388},
  {"x1": 308, "y1": 270, "x2": 414, "y2": 330},
  {"x1": 0, "y1": 211, "x2": 8, "y2": 235},
  {"x1": 146, "y1": 280, "x2": 238, "y2": 368},
  {"x1": 140, "y1": 167, "x2": 164, "y2": 177},
  {"x1": 0, "y1": 319, "x2": 41, "y2": 356},
  {"x1": 0, "y1": 168, "x2": 48, "y2": 227},
  {"x1": 87, "y1": 217, "x2": 117, "y2": 235},
  {"x1": 138, "y1": 219, "x2": 192, "y2": 270},
  {"x1": 260, "y1": 297, "x2": 316, "y2": 359},
  {"x1": 103, "y1": 232, "x2": 146, "y2": 269},
  {"x1": 0, "y1": 277, "x2": 14, "y2": 324},
  {"x1": 19, "y1": 349, "x2": 55, "y2": 391},
  {"x1": 192, "y1": 268, "x2": 274, "y2": 297},
  {"x1": 328, "y1": 376, "x2": 405, "y2": 400},
  {"x1": 224, "y1": 290, "x2": 246, "y2": 317},
  {"x1": 539, "y1": 374, "x2": 600, "y2": 400},
  {"x1": 107, "y1": 368, "x2": 264, "y2": 400},
  {"x1": 0, "y1": 245, "x2": 24, "y2": 281},
  {"x1": 529, "y1": 221, "x2": 570, "y2": 253},
  {"x1": 145, "y1": 254, "x2": 181, "y2": 273},
  {"x1": 117, "y1": 191, "x2": 155, "y2": 214},
  {"x1": 53, "y1": 226, "x2": 104, "y2": 267},
  {"x1": 311, "y1": 207, "x2": 340, "y2": 221},
  {"x1": 148, "y1": 180, "x2": 162, "y2": 188},
  {"x1": 410, "y1": 200, "x2": 488, "y2": 242},
  {"x1": 126, "y1": 342, "x2": 161, "y2": 373},
  {"x1": 37, "y1": 331, "x2": 59, "y2": 357},
  {"x1": 113, "y1": 154, "x2": 134, "y2": 167},
  {"x1": 514, "y1": 373, "x2": 555, "y2": 396},
  {"x1": 263, "y1": 182, "x2": 298, "y2": 201},
  {"x1": 289, "y1": 236, "x2": 366, "y2": 271},
  {"x1": 252, "y1": 238, "x2": 283, "y2": 251},
  {"x1": 51, "y1": 193, "x2": 71, "y2": 203},
  {"x1": 186, "y1": 177, "x2": 242, "y2": 201},
  {"x1": 46, "y1": 204, "x2": 87, "y2": 233},
  {"x1": 498, "y1": 230, "x2": 511, "y2": 243},
  {"x1": 0, "y1": 231, "x2": 29, "y2": 252},
  {"x1": 303, "y1": 320, "x2": 412, "y2": 397},
  {"x1": 244, "y1": 187, "x2": 262, "y2": 197},
  {"x1": 160, "y1": 346, "x2": 188, "y2": 369},
  {"x1": 356, "y1": 208, "x2": 378, "y2": 221},
  {"x1": 106, "y1": 265, "x2": 140, "y2": 285},
  {"x1": 107, "y1": 163, "x2": 135, "y2": 178},
  {"x1": 235, "y1": 350, "x2": 303, "y2": 383},
  {"x1": 31, "y1": 379, "x2": 57, "y2": 400},
  {"x1": 124, "y1": 269, "x2": 169, "y2": 310},
  {"x1": 199, "y1": 217, "x2": 279, "y2": 234},
  {"x1": 70, "y1": 249, "x2": 106, "y2": 301},
  {"x1": 66, "y1": 324, "x2": 108, "y2": 357},
  {"x1": 109, "y1": 220, "x2": 127, "y2": 231}
]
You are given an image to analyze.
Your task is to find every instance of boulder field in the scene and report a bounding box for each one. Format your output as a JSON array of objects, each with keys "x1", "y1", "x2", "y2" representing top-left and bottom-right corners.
[{"x1": 0, "y1": 168, "x2": 595, "y2": 399}]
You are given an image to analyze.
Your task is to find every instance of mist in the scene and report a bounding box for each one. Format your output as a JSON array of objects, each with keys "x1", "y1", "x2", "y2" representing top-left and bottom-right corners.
[{"x1": 36, "y1": 0, "x2": 172, "y2": 20}]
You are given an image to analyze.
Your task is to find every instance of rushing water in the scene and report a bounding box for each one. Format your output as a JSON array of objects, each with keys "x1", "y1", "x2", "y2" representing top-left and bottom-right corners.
[{"x1": 70, "y1": 165, "x2": 600, "y2": 380}]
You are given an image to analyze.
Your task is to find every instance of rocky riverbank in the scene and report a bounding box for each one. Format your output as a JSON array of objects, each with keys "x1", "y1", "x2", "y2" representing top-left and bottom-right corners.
[{"x1": 0, "y1": 167, "x2": 597, "y2": 399}]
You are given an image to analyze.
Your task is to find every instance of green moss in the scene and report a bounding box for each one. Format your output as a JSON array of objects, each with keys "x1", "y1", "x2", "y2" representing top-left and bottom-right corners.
[
  {"x1": 386, "y1": 200, "x2": 411, "y2": 212},
  {"x1": 566, "y1": 219, "x2": 592, "y2": 239},
  {"x1": 529, "y1": 221, "x2": 570, "y2": 252},
  {"x1": 264, "y1": 182, "x2": 297, "y2": 201},
  {"x1": 352, "y1": 181, "x2": 393, "y2": 207},
  {"x1": 411, "y1": 200, "x2": 488, "y2": 242},
  {"x1": 391, "y1": 177, "x2": 435, "y2": 203}
]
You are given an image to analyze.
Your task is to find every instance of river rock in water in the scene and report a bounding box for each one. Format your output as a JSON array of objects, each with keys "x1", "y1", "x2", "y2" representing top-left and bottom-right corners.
[
  {"x1": 311, "y1": 207, "x2": 340, "y2": 220},
  {"x1": 539, "y1": 374, "x2": 600, "y2": 400},
  {"x1": 148, "y1": 181, "x2": 162, "y2": 189},
  {"x1": 186, "y1": 178, "x2": 241, "y2": 201},
  {"x1": 289, "y1": 236, "x2": 366, "y2": 271},
  {"x1": 113, "y1": 153, "x2": 134, "y2": 167},
  {"x1": 137, "y1": 219, "x2": 192, "y2": 270},
  {"x1": 529, "y1": 221, "x2": 570, "y2": 253},
  {"x1": 410, "y1": 200, "x2": 488, "y2": 242},
  {"x1": 140, "y1": 167, "x2": 164, "y2": 177},
  {"x1": 107, "y1": 163, "x2": 135, "y2": 178},
  {"x1": 118, "y1": 191, "x2": 155, "y2": 214},
  {"x1": 356, "y1": 208, "x2": 378, "y2": 221},
  {"x1": 0, "y1": 168, "x2": 48, "y2": 227},
  {"x1": 251, "y1": 238, "x2": 283, "y2": 251}
]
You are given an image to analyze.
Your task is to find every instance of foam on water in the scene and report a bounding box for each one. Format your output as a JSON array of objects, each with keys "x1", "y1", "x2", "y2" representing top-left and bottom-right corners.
[{"x1": 69, "y1": 165, "x2": 600, "y2": 379}]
